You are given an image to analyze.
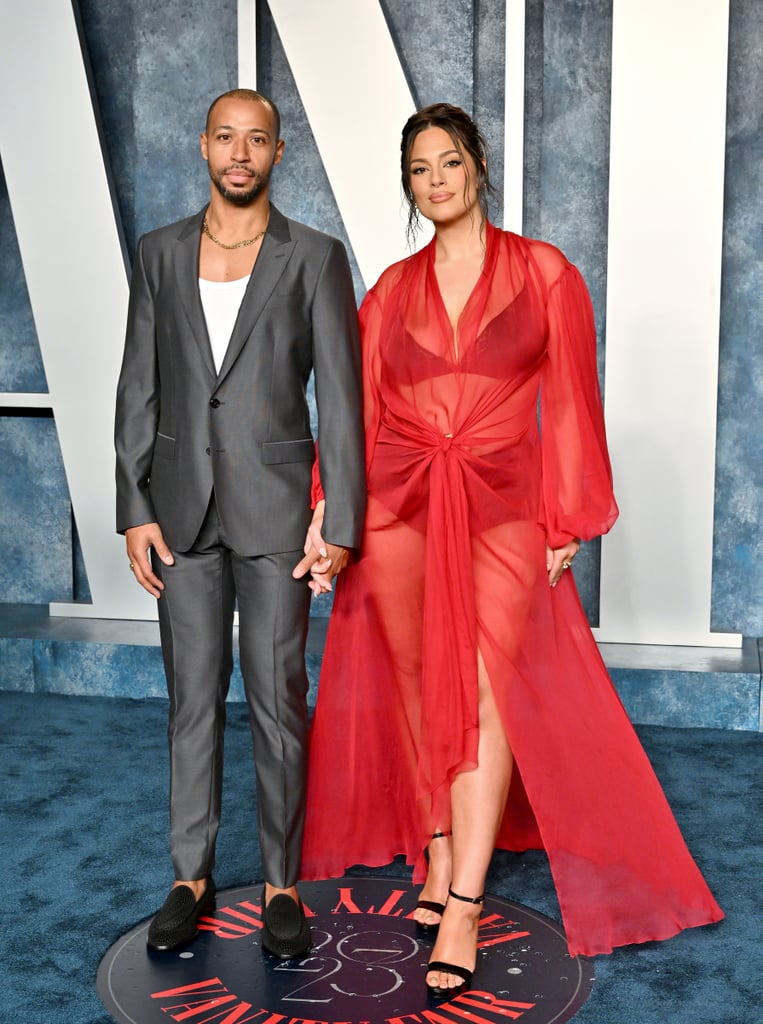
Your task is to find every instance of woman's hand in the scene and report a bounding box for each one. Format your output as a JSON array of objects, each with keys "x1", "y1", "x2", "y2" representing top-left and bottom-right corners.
[
  {"x1": 307, "y1": 543, "x2": 351, "y2": 595},
  {"x1": 546, "y1": 539, "x2": 580, "y2": 588},
  {"x1": 292, "y1": 500, "x2": 351, "y2": 595},
  {"x1": 292, "y1": 500, "x2": 327, "y2": 587}
]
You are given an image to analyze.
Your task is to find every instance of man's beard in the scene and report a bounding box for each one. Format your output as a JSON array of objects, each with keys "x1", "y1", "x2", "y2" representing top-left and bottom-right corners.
[{"x1": 209, "y1": 165, "x2": 271, "y2": 206}]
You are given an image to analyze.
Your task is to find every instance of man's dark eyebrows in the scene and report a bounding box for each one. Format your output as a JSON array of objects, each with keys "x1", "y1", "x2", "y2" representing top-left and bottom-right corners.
[{"x1": 211, "y1": 123, "x2": 272, "y2": 136}]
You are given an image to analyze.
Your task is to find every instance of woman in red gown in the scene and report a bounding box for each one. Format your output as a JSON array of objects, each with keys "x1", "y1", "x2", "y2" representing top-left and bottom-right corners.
[{"x1": 300, "y1": 104, "x2": 723, "y2": 995}]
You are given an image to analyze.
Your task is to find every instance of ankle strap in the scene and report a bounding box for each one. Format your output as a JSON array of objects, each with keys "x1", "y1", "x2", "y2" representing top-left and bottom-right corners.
[{"x1": 448, "y1": 886, "x2": 485, "y2": 905}]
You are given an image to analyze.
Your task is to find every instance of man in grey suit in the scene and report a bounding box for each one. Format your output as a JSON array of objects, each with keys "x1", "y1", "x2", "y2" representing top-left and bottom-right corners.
[{"x1": 115, "y1": 88, "x2": 365, "y2": 958}]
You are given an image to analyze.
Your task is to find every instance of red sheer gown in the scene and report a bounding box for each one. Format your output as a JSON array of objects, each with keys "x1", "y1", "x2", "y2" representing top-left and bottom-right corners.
[{"x1": 301, "y1": 222, "x2": 723, "y2": 957}]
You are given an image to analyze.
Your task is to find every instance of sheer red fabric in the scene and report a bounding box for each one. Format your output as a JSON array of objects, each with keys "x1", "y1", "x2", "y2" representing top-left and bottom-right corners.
[{"x1": 301, "y1": 224, "x2": 723, "y2": 956}]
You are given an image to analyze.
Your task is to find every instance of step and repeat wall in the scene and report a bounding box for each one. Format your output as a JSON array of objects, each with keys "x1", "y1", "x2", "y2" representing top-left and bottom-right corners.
[{"x1": 0, "y1": 0, "x2": 760, "y2": 644}]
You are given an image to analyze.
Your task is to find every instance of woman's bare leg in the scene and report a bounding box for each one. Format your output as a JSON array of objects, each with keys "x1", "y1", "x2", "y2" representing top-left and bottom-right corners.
[
  {"x1": 426, "y1": 651, "x2": 513, "y2": 991},
  {"x1": 413, "y1": 831, "x2": 452, "y2": 928}
]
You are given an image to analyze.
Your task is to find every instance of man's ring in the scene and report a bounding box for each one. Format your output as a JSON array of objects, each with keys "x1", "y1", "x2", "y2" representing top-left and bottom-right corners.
[{"x1": 562, "y1": 560, "x2": 571, "y2": 570}]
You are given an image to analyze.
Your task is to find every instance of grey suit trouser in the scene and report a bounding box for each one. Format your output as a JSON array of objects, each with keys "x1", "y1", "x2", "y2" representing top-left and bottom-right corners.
[{"x1": 153, "y1": 496, "x2": 311, "y2": 887}]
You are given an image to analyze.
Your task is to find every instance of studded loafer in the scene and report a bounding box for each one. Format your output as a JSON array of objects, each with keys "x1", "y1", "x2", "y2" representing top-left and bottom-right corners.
[
  {"x1": 261, "y1": 892, "x2": 311, "y2": 959},
  {"x1": 146, "y1": 877, "x2": 216, "y2": 950}
]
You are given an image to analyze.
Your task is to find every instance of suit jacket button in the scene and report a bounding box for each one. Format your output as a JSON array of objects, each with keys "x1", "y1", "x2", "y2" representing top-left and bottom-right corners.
[
  {"x1": 205, "y1": 447, "x2": 211, "y2": 455},
  {"x1": 209, "y1": 398, "x2": 220, "y2": 408}
]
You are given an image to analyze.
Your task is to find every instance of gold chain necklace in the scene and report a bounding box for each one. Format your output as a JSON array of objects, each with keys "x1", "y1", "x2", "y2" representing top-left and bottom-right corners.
[{"x1": 202, "y1": 216, "x2": 266, "y2": 250}]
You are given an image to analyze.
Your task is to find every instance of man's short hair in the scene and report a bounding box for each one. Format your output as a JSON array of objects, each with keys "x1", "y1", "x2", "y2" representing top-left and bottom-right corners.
[{"x1": 205, "y1": 89, "x2": 281, "y2": 141}]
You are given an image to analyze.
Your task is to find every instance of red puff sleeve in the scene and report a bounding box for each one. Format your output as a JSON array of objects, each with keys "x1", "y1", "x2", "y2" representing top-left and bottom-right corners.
[
  {"x1": 357, "y1": 287, "x2": 385, "y2": 473},
  {"x1": 310, "y1": 443, "x2": 324, "y2": 507},
  {"x1": 534, "y1": 246, "x2": 619, "y2": 547}
]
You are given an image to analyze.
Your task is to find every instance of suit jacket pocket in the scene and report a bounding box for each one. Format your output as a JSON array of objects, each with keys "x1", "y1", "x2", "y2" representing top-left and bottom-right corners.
[
  {"x1": 261, "y1": 438, "x2": 315, "y2": 465},
  {"x1": 154, "y1": 432, "x2": 176, "y2": 460}
]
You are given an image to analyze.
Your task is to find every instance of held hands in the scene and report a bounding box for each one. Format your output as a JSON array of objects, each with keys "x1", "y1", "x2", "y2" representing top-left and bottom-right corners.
[
  {"x1": 125, "y1": 523, "x2": 174, "y2": 598},
  {"x1": 547, "y1": 538, "x2": 580, "y2": 588},
  {"x1": 292, "y1": 500, "x2": 351, "y2": 595}
]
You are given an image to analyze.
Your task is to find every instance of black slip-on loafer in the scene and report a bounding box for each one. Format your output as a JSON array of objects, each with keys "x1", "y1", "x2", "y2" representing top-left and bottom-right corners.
[
  {"x1": 261, "y1": 892, "x2": 311, "y2": 959},
  {"x1": 146, "y1": 877, "x2": 216, "y2": 950}
]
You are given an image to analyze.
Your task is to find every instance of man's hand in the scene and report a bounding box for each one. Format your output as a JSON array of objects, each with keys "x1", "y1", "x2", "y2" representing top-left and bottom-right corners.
[
  {"x1": 304, "y1": 543, "x2": 351, "y2": 594},
  {"x1": 125, "y1": 523, "x2": 174, "y2": 598},
  {"x1": 546, "y1": 539, "x2": 580, "y2": 588},
  {"x1": 292, "y1": 500, "x2": 351, "y2": 594}
]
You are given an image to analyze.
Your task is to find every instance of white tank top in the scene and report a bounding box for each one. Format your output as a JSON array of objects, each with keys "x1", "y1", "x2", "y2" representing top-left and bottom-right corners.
[{"x1": 198, "y1": 275, "x2": 251, "y2": 373}]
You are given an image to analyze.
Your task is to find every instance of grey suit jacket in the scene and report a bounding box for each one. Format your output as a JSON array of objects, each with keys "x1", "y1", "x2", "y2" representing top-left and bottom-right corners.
[{"x1": 115, "y1": 204, "x2": 365, "y2": 555}]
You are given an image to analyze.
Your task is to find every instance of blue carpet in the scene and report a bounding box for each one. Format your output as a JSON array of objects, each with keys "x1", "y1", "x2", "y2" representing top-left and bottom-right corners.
[{"x1": 1, "y1": 691, "x2": 760, "y2": 1023}]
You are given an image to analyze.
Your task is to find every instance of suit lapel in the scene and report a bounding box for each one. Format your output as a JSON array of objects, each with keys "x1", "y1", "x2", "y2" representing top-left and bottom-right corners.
[
  {"x1": 173, "y1": 208, "x2": 217, "y2": 379},
  {"x1": 215, "y1": 205, "x2": 296, "y2": 385}
]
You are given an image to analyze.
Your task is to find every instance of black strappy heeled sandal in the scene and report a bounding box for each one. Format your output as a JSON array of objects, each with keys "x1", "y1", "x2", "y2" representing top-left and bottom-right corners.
[
  {"x1": 415, "y1": 831, "x2": 451, "y2": 934},
  {"x1": 425, "y1": 887, "x2": 485, "y2": 998}
]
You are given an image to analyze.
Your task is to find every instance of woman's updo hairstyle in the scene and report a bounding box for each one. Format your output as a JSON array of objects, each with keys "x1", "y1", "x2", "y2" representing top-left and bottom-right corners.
[{"x1": 400, "y1": 103, "x2": 499, "y2": 245}]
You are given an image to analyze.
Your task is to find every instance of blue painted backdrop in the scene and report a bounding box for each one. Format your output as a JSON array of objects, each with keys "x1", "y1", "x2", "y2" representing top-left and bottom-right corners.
[{"x1": 0, "y1": 0, "x2": 760, "y2": 635}]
